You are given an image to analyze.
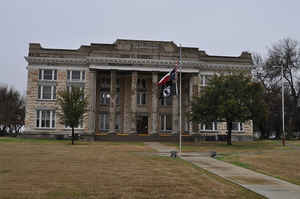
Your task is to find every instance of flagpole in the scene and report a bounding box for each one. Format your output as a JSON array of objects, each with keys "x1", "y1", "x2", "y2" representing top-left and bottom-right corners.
[{"x1": 179, "y1": 44, "x2": 182, "y2": 154}]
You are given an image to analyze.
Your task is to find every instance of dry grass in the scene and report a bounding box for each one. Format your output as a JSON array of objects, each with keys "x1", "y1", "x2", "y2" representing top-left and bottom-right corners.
[
  {"x1": 167, "y1": 140, "x2": 300, "y2": 185},
  {"x1": 0, "y1": 138, "x2": 264, "y2": 199}
]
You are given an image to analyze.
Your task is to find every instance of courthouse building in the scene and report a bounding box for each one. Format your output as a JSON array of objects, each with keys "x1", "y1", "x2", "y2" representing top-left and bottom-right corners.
[{"x1": 24, "y1": 39, "x2": 253, "y2": 140}]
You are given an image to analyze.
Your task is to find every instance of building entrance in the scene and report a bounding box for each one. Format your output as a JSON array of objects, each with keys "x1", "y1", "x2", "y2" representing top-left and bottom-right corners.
[{"x1": 136, "y1": 116, "x2": 148, "y2": 134}]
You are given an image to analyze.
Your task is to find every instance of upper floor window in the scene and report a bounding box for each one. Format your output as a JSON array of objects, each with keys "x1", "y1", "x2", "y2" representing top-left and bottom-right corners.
[
  {"x1": 36, "y1": 110, "x2": 55, "y2": 128},
  {"x1": 200, "y1": 122, "x2": 217, "y2": 131},
  {"x1": 200, "y1": 75, "x2": 211, "y2": 87},
  {"x1": 137, "y1": 78, "x2": 146, "y2": 90},
  {"x1": 116, "y1": 79, "x2": 120, "y2": 89},
  {"x1": 116, "y1": 92, "x2": 120, "y2": 105},
  {"x1": 137, "y1": 92, "x2": 146, "y2": 105},
  {"x1": 67, "y1": 70, "x2": 85, "y2": 81},
  {"x1": 232, "y1": 122, "x2": 243, "y2": 132},
  {"x1": 67, "y1": 85, "x2": 84, "y2": 94},
  {"x1": 100, "y1": 91, "x2": 110, "y2": 105},
  {"x1": 38, "y1": 85, "x2": 56, "y2": 100},
  {"x1": 160, "y1": 96, "x2": 172, "y2": 106},
  {"x1": 100, "y1": 76, "x2": 111, "y2": 88},
  {"x1": 39, "y1": 69, "x2": 57, "y2": 81}
]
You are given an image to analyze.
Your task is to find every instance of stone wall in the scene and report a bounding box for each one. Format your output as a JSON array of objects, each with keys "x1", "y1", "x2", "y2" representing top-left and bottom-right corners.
[{"x1": 25, "y1": 66, "x2": 90, "y2": 135}]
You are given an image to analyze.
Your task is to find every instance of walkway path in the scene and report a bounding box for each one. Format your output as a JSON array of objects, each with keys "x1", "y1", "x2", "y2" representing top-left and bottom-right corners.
[{"x1": 145, "y1": 142, "x2": 300, "y2": 199}]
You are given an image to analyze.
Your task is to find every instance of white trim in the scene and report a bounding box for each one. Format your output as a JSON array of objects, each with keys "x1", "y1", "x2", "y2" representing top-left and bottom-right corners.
[
  {"x1": 25, "y1": 56, "x2": 252, "y2": 70},
  {"x1": 28, "y1": 65, "x2": 88, "y2": 70},
  {"x1": 90, "y1": 65, "x2": 199, "y2": 73}
]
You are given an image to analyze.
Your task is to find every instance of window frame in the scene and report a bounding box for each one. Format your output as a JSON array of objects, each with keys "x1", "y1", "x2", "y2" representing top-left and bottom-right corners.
[
  {"x1": 200, "y1": 122, "x2": 217, "y2": 131},
  {"x1": 100, "y1": 91, "x2": 110, "y2": 105},
  {"x1": 160, "y1": 96, "x2": 172, "y2": 106},
  {"x1": 67, "y1": 70, "x2": 86, "y2": 82},
  {"x1": 39, "y1": 69, "x2": 57, "y2": 81},
  {"x1": 99, "y1": 113, "x2": 109, "y2": 131},
  {"x1": 160, "y1": 114, "x2": 172, "y2": 132},
  {"x1": 65, "y1": 119, "x2": 83, "y2": 129},
  {"x1": 38, "y1": 85, "x2": 56, "y2": 100},
  {"x1": 36, "y1": 110, "x2": 56, "y2": 128},
  {"x1": 232, "y1": 122, "x2": 244, "y2": 132},
  {"x1": 137, "y1": 92, "x2": 146, "y2": 105}
]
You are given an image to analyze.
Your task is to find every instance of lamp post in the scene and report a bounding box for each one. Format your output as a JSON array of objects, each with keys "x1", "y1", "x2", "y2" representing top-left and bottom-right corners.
[{"x1": 274, "y1": 65, "x2": 285, "y2": 146}]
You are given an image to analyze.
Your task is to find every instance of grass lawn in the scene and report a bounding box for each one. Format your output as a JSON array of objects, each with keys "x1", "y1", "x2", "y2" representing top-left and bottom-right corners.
[
  {"x1": 0, "y1": 137, "x2": 264, "y2": 199},
  {"x1": 166, "y1": 140, "x2": 300, "y2": 185}
]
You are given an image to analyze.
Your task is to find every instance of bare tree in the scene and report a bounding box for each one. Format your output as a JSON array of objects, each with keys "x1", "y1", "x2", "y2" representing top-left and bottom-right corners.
[
  {"x1": 0, "y1": 87, "x2": 25, "y2": 136},
  {"x1": 252, "y1": 38, "x2": 300, "y2": 138}
]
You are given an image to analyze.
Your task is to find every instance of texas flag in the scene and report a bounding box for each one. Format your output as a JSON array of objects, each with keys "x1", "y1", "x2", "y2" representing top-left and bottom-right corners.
[{"x1": 157, "y1": 63, "x2": 178, "y2": 86}]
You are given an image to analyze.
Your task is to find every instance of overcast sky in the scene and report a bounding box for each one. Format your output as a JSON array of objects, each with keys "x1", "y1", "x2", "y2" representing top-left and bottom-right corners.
[{"x1": 1, "y1": 0, "x2": 300, "y2": 94}]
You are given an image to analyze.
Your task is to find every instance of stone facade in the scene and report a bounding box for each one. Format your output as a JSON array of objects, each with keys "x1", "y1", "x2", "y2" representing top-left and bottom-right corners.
[{"x1": 24, "y1": 39, "x2": 253, "y2": 139}]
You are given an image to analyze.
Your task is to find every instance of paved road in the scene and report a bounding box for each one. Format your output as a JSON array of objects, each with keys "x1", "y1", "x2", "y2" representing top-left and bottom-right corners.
[{"x1": 145, "y1": 142, "x2": 300, "y2": 199}]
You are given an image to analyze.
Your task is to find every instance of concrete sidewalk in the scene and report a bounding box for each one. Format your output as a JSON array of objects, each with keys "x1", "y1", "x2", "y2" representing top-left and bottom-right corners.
[{"x1": 145, "y1": 142, "x2": 300, "y2": 199}]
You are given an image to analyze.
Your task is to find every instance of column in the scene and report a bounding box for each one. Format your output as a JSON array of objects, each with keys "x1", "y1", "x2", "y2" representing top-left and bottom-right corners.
[
  {"x1": 172, "y1": 81, "x2": 178, "y2": 134},
  {"x1": 88, "y1": 71, "x2": 96, "y2": 134},
  {"x1": 151, "y1": 72, "x2": 158, "y2": 134},
  {"x1": 109, "y1": 71, "x2": 116, "y2": 133},
  {"x1": 130, "y1": 72, "x2": 137, "y2": 133},
  {"x1": 189, "y1": 76, "x2": 194, "y2": 133}
]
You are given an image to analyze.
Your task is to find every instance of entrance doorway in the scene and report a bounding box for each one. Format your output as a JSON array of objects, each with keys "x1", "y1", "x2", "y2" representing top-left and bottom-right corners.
[{"x1": 136, "y1": 116, "x2": 148, "y2": 134}]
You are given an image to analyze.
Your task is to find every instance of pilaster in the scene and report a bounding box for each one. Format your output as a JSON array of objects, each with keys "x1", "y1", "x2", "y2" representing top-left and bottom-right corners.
[
  {"x1": 130, "y1": 72, "x2": 137, "y2": 133},
  {"x1": 151, "y1": 72, "x2": 158, "y2": 134},
  {"x1": 88, "y1": 70, "x2": 96, "y2": 133},
  {"x1": 172, "y1": 88, "x2": 178, "y2": 134},
  {"x1": 109, "y1": 71, "x2": 116, "y2": 133}
]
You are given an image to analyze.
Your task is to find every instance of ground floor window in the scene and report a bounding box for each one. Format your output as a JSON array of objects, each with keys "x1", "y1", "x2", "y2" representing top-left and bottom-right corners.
[
  {"x1": 36, "y1": 110, "x2": 55, "y2": 128},
  {"x1": 200, "y1": 122, "x2": 217, "y2": 131},
  {"x1": 232, "y1": 122, "x2": 243, "y2": 132},
  {"x1": 160, "y1": 114, "x2": 172, "y2": 132},
  {"x1": 115, "y1": 113, "x2": 120, "y2": 130},
  {"x1": 99, "y1": 113, "x2": 109, "y2": 130},
  {"x1": 65, "y1": 119, "x2": 83, "y2": 129}
]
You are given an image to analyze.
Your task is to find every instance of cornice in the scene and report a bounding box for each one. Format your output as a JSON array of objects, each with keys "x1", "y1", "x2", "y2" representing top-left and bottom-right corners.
[
  {"x1": 25, "y1": 56, "x2": 87, "y2": 65},
  {"x1": 25, "y1": 56, "x2": 252, "y2": 71}
]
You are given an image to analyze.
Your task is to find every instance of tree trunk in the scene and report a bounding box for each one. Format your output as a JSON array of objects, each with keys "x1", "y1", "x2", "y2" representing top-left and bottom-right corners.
[
  {"x1": 72, "y1": 126, "x2": 74, "y2": 145},
  {"x1": 227, "y1": 121, "x2": 232, "y2": 145}
]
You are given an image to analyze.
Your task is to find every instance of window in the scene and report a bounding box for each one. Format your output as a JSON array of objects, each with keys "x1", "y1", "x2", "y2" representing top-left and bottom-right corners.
[
  {"x1": 137, "y1": 92, "x2": 146, "y2": 105},
  {"x1": 116, "y1": 92, "x2": 120, "y2": 105},
  {"x1": 39, "y1": 69, "x2": 57, "y2": 80},
  {"x1": 232, "y1": 122, "x2": 243, "y2": 132},
  {"x1": 137, "y1": 78, "x2": 146, "y2": 89},
  {"x1": 200, "y1": 122, "x2": 217, "y2": 131},
  {"x1": 65, "y1": 119, "x2": 83, "y2": 129},
  {"x1": 160, "y1": 96, "x2": 172, "y2": 106},
  {"x1": 115, "y1": 114, "x2": 120, "y2": 130},
  {"x1": 100, "y1": 91, "x2": 110, "y2": 105},
  {"x1": 99, "y1": 113, "x2": 109, "y2": 130},
  {"x1": 36, "y1": 110, "x2": 55, "y2": 128},
  {"x1": 67, "y1": 85, "x2": 84, "y2": 94},
  {"x1": 116, "y1": 79, "x2": 120, "y2": 89},
  {"x1": 200, "y1": 75, "x2": 211, "y2": 87},
  {"x1": 38, "y1": 85, "x2": 56, "y2": 100},
  {"x1": 100, "y1": 76, "x2": 111, "y2": 88},
  {"x1": 160, "y1": 114, "x2": 172, "y2": 132},
  {"x1": 67, "y1": 70, "x2": 85, "y2": 81},
  {"x1": 184, "y1": 119, "x2": 190, "y2": 132}
]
